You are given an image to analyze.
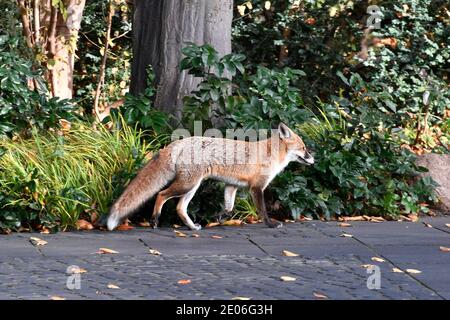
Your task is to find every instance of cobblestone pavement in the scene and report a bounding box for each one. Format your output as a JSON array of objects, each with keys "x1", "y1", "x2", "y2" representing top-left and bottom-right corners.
[{"x1": 0, "y1": 217, "x2": 449, "y2": 300}]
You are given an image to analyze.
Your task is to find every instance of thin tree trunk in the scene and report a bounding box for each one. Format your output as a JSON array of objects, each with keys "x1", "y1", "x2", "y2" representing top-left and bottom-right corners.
[
  {"x1": 130, "y1": 0, "x2": 233, "y2": 122},
  {"x1": 93, "y1": 0, "x2": 114, "y2": 121},
  {"x1": 16, "y1": 0, "x2": 34, "y2": 48}
]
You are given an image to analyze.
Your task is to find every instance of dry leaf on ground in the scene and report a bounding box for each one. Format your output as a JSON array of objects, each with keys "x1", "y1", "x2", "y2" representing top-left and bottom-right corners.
[
  {"x1": 446, "y1": 224, "x2": 450, "y2": 228},
  {"x1": 342, "y1": 216, "x2": 365, "y2": 222},
  {"x1": 76, "y1": 219, "x2": 93, "y2": 230},
  {"x1": 211, "y1": 235, "x2": 223, "y2": 239},
  {"x1": 139, "y1": 221, "x2": 151, "y2": 227},
  {"x1": 282, "y1": 250, "x2": 299, "y2": 257},
  {"x1": 67, "y1": 266, "x2": 87, "y2": 274},
  {"x1": 50, "y1": 296, "x2": 66, "y2": 300},
  {"x1": 174, "y1": 230, "x2": 187, "y2": 237},
  {"x1": 439, "y1": 246, "x2": 450, "y2": 252},
  {"x1": 371, "y1": 257, "x2": 385, "y2": 263},
  {"x1": 107, "y1": 284, "x2": 120, "y2": 289},
  {"x1": 173, "y1": 224, "x2": 181, "y2": 229},
  {"x1": 191, "y1": 233, "x2": 200, "y2": 238},
  {"x1": 177, "y1": 279, "x2": 191, "y2": 285},
  {"x1": 405, "y1": 269, "x2": 422, "y2": 274},
  {"x1": 149, "y1": 249, "x2": 162, "y2": 255},
  {"x1": 338, "y1": 223, "x2": 352, "y2": 227},
  {"x1": 30, "y1": 237, "x2": 48, "y2": 246},
  {"x1": 313, "y1": 292, "x2": 328, "y2": 299},
  {"x1": 232, "y1": 296, "x2": 251, "y2": 300},
  {"x1": 117, "y1": 224, "x2": 134, "y2": 231},
  {"x1": 392, "y1": 268, "x2": 404, "y2": 273},
  {"x1": 361, "y1": 264, "x2": 375, "y2": 269},
  {"x1": 280, "y1": 276, "x2": 296, "y2": 282},
  {"x1": 221, "y1": 219, "x2": 243, "y2": 226},
  {"x1": 206, "y1": 222, "x2": 220, "y2": 228},
  {"x1": 97, "y1": 248, "x2": 119, "y2": 254},
  {"x1": 422, "y1": 222, "x2": 433, "y2": 228}
]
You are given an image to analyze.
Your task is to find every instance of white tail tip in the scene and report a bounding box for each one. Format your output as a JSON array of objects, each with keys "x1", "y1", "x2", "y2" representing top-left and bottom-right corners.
[{"x1": 107, "y1": 215, "x2": 119, "y2": 231}]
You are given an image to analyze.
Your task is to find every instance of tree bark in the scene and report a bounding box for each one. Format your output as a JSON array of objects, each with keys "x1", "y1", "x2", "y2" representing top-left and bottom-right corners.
[
  {"x1": 16, "y1": 0, "x2": 85, "y2": 99},
  {"x1": 130, "y1": 0, "x2": 233, "y2": 121}
]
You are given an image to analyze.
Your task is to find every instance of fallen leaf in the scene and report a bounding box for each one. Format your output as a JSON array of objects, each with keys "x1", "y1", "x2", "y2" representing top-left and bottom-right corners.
[
  {"x1": 177, "y1": 279, "x2": 191, "y2": 285},
  {"x1": 206, "y1": 222, "x2": 220, "y2": 228},
  {"x1": 50, "y1": 296, "x2": 66, "y2": 300},
  {"x1": 370, "y1": 216, "x2": 385, "y2": 222},
  {"x1": 221, "y1": 219, "x2": 243, "y2": 226},
  {"x1": 407, "y1": 214, "x2": 419, "y2": 222},
  {"x1": 371, "y1": 257, "x2": 385, "y2": 263},
  {"x1": 313, "y1": 292, "x2": 328, "y2": 299},
  {"x1": 30, "y1": 237, "x2": 48, "y2": 246},
  {"x1": 361, "y1": 264, "x2": 375, "y2": 269},
  {"x1": 284, "y1": 219, "x2": 295, "y2": 223},
  {"x1": 439, "y1": 246, "x2": 450, "y2": 252},
  {"x1": 280, "y1": 276, "x2": 296, "y2": 282},
  {"x1": 174, "y1": 230, "x2": 187, "y2": 237},
  {"x1": 149, "y1": 249, "x2": 162, "y2": 255},
  {"x1": 405, "y1": 269, "x2": 422, "y2": 274},
  {"x1": 117, "y1": 223, "x2": 134, "y2": 231},
  {"x1": 97, "y1": 248, "x2": 119, "y2": 254},
  {"x1": 232, "y1": 296, "x2": 251, "y2": 300},
  {"x1": 338, "y1": 223, "x2": 352, "y2": 227},
  {"x1": 76, "y1": 219, "x2": 93, "y2": 230},
  {"x1": 173, "y1": 224, "x2": 181, "y2": 229},
  {"x1": 191, "y1": 233, "x2": 200, "y2": 238},
  {"x1": 422, "y1": 222, "x2": 433, "y2": 228},
  {"x1": 340, "y1": 233, "x2": 353, "y2": 238},
  {"x1": 107, "y1": 284, "x2": 120, "y2": 289},
  {"x1": 392, "y1": 268, "x2": 404, "y2": 273},
  {"x1": 40, "y1": 228, "x2": 50, "y2": 234},
  {"x1": 282, "y1": 250, "x2": 300, "y2": 257},
  {"x1": 139, "y1": 221, "x2": 151, "y2": 227},
  {"x1": 446, "y1": 224, "x2": 450, "y2": 228},
  {"x1": 211, "y1": 235, "x2": 223, "y2": 239},
  {"x1": 245, "y1": 216, "x2": 259, "y2": 224},
  {"x1": 67, "y1": 266, "x2": 87, "y2": 274},
  {"x1": 342, "y1": 216, "x2": 365, "y2": 222}
]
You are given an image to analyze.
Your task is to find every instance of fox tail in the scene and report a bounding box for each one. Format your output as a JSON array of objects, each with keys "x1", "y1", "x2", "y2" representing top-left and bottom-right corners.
[{"x1": 106, "y1": 151, "x2": 175, "y2": 230}]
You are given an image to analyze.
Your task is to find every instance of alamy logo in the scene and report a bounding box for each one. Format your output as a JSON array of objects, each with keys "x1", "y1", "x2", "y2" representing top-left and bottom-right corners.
[
  {"x1": 366, "y1": 5, "x2": 383, "y2": 29},
  {"x1": 366, "y1": 265, "x2": 381, "y2": 290},
  {"x1": 66, "y1": 265, "x2": 82, "y2": 290}
]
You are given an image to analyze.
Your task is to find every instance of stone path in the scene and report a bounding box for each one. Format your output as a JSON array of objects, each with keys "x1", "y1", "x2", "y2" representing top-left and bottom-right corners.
[{"x1": 0, "y1": 217, "x2": 449, "y2": 300}]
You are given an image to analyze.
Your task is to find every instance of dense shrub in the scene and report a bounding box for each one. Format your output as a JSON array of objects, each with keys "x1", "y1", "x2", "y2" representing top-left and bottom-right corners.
[
  {"x1": 233, "y1": 0, "x2": 450, "y2": 149},
  {"x1": 0, "y1": 35, "x2": 77, "y2": 138},
  {"x1": 0, "y1": 121, "x2": 155, "y2": 233},
  {"x1": 180, "y1": 43, "x2": 440, "y2": 220}
]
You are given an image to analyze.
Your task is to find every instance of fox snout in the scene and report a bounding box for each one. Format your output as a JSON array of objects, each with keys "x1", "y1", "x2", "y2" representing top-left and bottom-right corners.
[{"x1": 299, "y1": 150, "x2": 314, "y2": 165}]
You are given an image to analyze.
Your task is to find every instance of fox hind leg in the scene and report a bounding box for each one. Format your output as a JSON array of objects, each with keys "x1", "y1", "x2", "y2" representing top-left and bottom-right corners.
[
  {"x1": 150, "y1": 174, "x2": 202, "y2": 230},
  {"x1": 176, "y1": 180, "x2": 202, "y2": 230},
  {"x1": 215, "y1": 185, "x2": 238, "y2": 223}
]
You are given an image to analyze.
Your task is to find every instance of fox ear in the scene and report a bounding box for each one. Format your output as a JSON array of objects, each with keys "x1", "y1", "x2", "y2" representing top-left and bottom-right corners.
[{"x1": 278, "y1": 123, "x2": 291, "y2": 140}]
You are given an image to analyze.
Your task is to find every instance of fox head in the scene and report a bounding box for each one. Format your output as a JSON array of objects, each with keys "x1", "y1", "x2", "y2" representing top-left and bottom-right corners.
[{"x1": 278, "y1": 123, "x2": 315, "y2": 165}]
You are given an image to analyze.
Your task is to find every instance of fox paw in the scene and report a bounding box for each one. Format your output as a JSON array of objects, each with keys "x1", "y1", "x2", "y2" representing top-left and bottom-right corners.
[
  {"x1": 191, "y1": 223, "x2": 202, "y2": 231},
  {"x1": 266, "y1": 220, "x2": 283, "y2": 229}
]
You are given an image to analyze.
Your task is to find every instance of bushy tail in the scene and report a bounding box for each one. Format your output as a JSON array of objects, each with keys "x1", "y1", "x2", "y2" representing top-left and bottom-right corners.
[{"x1": 107, "y1": 151, "x2": 175, "y2": 230}]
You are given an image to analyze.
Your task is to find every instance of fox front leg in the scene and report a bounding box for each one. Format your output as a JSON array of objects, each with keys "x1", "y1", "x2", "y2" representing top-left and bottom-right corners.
[{"x1": 250, "y1": 187, "x2": 283, "y2": 228}]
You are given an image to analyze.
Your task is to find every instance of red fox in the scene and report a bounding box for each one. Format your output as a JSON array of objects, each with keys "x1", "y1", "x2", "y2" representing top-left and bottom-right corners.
[{"x1": 106, "y1": 123, "x2": 314, "y2": 231}]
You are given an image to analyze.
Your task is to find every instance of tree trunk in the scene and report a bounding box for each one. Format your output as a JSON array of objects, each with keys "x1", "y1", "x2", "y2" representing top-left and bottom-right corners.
[
  {"x1": 16, "y1": 0, "x2": 85, "y2": 99},
  {"x1": 130, "y1": 0, "x2": 233, "y2": 121},
  {"x1": 50, "y1": 0, "x2": 86, "y2": 99}
]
